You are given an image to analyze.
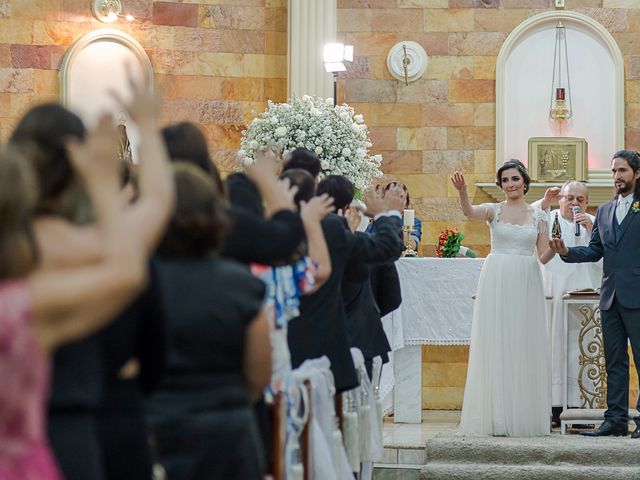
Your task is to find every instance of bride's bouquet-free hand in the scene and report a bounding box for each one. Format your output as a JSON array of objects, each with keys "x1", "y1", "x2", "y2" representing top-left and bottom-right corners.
[{"x1": 436, "y1": 228, "x2": 476, "y2": 258}]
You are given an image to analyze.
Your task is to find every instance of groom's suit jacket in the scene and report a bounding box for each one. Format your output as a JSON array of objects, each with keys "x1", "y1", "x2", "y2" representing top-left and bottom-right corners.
[{"x1": 563, "y1": 193, "x2": 640, "y2": 310}]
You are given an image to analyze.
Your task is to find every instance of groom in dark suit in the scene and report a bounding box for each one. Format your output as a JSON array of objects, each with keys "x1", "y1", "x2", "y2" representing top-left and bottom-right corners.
[{"x1": 550, "y1": 150, "x2": 640, "y2": 437}]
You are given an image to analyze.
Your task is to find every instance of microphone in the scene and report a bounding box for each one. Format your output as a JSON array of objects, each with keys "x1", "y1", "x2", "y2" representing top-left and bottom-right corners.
[{"x1": 572, "y1": 206, "x2": 581, "y2": 236}]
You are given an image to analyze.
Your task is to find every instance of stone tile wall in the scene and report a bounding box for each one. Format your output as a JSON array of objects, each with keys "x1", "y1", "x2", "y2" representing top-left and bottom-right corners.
[
  {"x1": 0, "y1": 0, "x2": 287, "y2": 172},
  {"x1": 338, "y1": 0, "x2": 640, "y2": 255},
  {"x1": 421, "y1": 345, "x2": 638, "y2": 410}
]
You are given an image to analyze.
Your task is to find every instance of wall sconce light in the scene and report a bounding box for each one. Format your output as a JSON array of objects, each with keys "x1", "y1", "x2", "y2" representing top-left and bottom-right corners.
[
  {"x1": 549, "y1": 21, "x2": 572, "y2": 123},
  {"x1": 323, "y1": 43, "x2": 353, "y2": 106},
  {"x1": 91, "y1": 0, "x2": 134, "y2": 23}
]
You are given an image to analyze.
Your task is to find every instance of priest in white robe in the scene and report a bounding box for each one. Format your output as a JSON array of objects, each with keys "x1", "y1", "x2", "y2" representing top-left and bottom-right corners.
[{"x1": 535, "y1": 181, "x2": 602, "y2": 425}]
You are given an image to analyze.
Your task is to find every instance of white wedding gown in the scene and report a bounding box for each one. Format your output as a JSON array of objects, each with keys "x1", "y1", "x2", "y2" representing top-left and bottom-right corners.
[{"x1": 460, "y1": 203, "x2": 551, "y2": 437}]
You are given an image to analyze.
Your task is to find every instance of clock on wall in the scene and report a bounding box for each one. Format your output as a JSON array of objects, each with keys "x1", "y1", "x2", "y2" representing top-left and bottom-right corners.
[{"x1": 386, "y1": 41, "x2": 428, "y2": 85}]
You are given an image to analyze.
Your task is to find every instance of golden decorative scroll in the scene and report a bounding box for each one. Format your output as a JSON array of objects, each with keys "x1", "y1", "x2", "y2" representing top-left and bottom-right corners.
[{"x1": 576, "y1": 303, "x2": 607, "y2": 409}]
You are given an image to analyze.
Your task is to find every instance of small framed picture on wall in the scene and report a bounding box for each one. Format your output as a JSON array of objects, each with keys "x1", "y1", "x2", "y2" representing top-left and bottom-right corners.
[{"x1": 528, "y1": 137, "x2": 588, "y2": 182}]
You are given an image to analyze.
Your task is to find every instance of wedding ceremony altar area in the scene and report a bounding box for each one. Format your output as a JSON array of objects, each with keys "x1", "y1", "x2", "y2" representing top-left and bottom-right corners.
[{"x1": 6, "y1": 0, "x2": 640, "y2": 479}]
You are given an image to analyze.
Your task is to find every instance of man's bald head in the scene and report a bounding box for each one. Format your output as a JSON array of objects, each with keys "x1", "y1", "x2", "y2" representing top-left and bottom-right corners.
[{"x1": 559, "y1": 180, "x2": 588, "y2": 220}]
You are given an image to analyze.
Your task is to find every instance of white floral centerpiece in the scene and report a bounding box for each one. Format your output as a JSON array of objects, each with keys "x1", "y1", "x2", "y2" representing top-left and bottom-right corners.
[{"x1": 239, "y1": 95, "x2": 383, "y2": 192}]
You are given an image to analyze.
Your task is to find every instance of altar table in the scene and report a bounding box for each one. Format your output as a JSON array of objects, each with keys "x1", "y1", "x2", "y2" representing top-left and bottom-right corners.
[{"x1": 380, "y1": 257, "x2": 484, "y2": 423}]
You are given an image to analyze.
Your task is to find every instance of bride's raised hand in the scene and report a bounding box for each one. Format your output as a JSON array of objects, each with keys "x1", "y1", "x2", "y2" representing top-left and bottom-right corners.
[{"x1": 451, "y1": 171, "x2": 467, "y2": 192}]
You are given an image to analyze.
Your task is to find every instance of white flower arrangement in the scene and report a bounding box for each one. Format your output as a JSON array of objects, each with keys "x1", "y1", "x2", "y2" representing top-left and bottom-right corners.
[{"x1": 239, "y1": 95, "x2": 383, "y2": 191}]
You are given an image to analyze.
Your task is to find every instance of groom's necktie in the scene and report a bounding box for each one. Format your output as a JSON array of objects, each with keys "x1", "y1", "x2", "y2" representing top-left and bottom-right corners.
[{"x1": 616, "y1": 197, "x2": 629, "y2": 225}]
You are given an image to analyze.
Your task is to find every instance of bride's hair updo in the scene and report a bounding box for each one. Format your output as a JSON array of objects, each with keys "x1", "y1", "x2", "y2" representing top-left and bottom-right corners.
[{"x1": 496, "y1": 159, "x2": 531, "y2": 194}]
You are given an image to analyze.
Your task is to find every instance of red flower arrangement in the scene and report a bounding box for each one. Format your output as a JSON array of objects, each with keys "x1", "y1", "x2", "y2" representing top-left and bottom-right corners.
[{"x1": 436, "y1": 228, "x2": 476, "y2": 258}]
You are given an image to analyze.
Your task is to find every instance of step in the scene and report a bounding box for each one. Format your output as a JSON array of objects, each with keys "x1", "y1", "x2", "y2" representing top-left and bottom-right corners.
[
  {"x1": 425, "y1": 432, "x2": 640, "y2": 467},
  {"x1": 421, "y1": 463, "x2": 640, "y2": 480}
]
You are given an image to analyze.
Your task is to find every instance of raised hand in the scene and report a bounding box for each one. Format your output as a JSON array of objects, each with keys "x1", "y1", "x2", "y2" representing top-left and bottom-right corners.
[
  {"x1": 451, "y1": 171, "x2": 467, "y2": 192},
  {"x1": 276, "y1": 177, "x2": 298, "y2": 210},
  {"x1": 382, "y1": 183, "x2": 406, "y2": 212},
  {"x1": 541, "y1": 187, "x2": 561, "y2": 210},
  {"x1": 66, "y1": 114, "x2": 119, "y2": 188},
  {"x1": 109, "y1": 63, "x2": 158, "y2": 130},
  {"x1": 544, "y1": 187, "x2": 561, "y2": 203},
  {"x1": 362, "y1": 188, "x2": 385, "y2": 218},
  {"x1": 548, "y1": 238, "x2": 569, "y2": 256},
  {"x1": 246, "y1": 141, "x2": 281, "y2": 180},
  {"x1": 300, "y1": 193, "x2": 334, "y2": 223},
  {"x1": 343, "y1": 205, "x2": 362, "y2": 232}
]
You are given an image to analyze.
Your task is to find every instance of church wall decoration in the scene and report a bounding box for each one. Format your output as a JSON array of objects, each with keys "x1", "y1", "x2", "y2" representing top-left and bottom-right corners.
[{"x1": 528, "y1": 137, "x2": 587, "y2": 182}]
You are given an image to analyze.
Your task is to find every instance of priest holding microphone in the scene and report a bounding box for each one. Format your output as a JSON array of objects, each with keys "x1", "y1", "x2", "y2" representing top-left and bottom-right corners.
[{"x1": 535, "y1": 181, "x2": 602, "y2": 427}]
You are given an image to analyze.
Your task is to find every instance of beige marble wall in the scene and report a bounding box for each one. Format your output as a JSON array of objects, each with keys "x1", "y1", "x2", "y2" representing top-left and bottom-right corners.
[
  {"x1": 421, "y1": 345, "x2": 639, "y2": 410},
  {"x1": 337, "y1": 0, "x2": 640, "y2": 256},
  {"x1": 0, "y1": 0, "x2": 288, "y2": 173}
]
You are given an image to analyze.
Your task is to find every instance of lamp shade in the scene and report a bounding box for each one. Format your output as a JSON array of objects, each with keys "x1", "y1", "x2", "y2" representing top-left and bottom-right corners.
[{"x1": 323, "y1": 43, "x2": 345, "y2": 64}]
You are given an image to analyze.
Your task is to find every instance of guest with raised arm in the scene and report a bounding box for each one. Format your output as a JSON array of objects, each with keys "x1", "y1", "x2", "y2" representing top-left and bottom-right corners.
[
  {"x1": 288, "y1": 176, "x2": 405, "y2": 391},
  {"x1": 9, "y1": 73, "x2": 174, "y2": 480},
  {"x1": 0, "y1": 117, "x2": 147, "y2": 480}
]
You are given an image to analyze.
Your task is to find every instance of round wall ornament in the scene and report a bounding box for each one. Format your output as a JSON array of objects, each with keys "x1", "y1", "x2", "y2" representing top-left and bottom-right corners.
[{"x1": 386, "y1": 41, "x2": 428, "y2": 85}]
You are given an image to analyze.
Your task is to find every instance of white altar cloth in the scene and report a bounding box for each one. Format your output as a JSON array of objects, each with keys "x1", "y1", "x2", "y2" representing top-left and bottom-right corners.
[
  {"x1": 386, "y1": 257, "x2": 484, "y2": 347},
  {"x1": 380, "y1": 257, "x2": 484, "y2": 422}
]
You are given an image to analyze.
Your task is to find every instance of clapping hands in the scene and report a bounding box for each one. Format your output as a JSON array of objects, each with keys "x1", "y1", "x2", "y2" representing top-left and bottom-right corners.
[
  {"x1": 337, "y1": 205, "x2": 362, "y2": 232},
  {"x1": 362, "y1": 183, "x2": 406, "y2": 217}
]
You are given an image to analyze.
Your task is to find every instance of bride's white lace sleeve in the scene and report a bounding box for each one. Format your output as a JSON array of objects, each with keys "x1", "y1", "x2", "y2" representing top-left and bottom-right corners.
[
  {"x1": 481, "y1": 203, "x2": 499, "y2": 225},
  {"x1": 533, "y1": 207, "x2": 549, "y2": 237}
]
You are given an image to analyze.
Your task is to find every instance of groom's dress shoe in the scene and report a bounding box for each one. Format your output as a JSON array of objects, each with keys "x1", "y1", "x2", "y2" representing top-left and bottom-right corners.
[
  {"x1": 631, "y1": 426, "x2": 640, "y2": 439},
  {"x1": 580, "y1": 421, "x2": 628, "y2": 437}
]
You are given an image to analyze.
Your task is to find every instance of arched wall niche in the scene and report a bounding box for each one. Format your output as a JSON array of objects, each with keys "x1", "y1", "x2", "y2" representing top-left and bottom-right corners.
[
  {"x1": 486, "y1": 11, "x2": 624, "y2": 204},
  {"x1": 60, "y1": 29, "x2": 153, "y2": 163}
]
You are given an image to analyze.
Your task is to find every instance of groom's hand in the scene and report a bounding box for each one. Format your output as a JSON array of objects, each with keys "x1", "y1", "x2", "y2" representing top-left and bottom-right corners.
[{"x1": 549, "y1": 238, "x2": 569, "y2": 256}]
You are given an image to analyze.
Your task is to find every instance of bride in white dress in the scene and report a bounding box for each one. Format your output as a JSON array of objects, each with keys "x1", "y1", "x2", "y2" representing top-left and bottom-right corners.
[{"x1": 452, "y1": 160, "x2": 555, "y2": 437}]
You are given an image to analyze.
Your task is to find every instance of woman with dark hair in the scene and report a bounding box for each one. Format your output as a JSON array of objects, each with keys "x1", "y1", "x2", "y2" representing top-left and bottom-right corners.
[
  {"x1": 451, "y1": 160, "x2": 555, "y2": 437},
  {"x1": 9, "y1": 80, "x2": 174, "y2": 480},
  {"x1": 9, "y1": 104, "x2": 86, "y2": 213},
  {"x1": 161, "y1": 121, "x2": 225, "y2": 194},
  {"x1": 146, "y1": 163, "x2": 271, "y2": 480},
  {"x1": 161, "y1": 127, "x2": 306, "y2": 268},
  {"x1": 0, "y1": 121, "x2": 147, "y2": 479}
]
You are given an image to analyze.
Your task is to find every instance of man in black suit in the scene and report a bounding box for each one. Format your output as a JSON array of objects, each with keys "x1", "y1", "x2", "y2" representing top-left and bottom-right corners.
[
  {"x1": 287, "y1": 175, "x2": 405, "y2": 391},
  {"x1": 318, "y1": 177, "x2": 403, "y2": 379},
  {"x1": 550, "y1": 150, "x2": 640, "y2": 437}
]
